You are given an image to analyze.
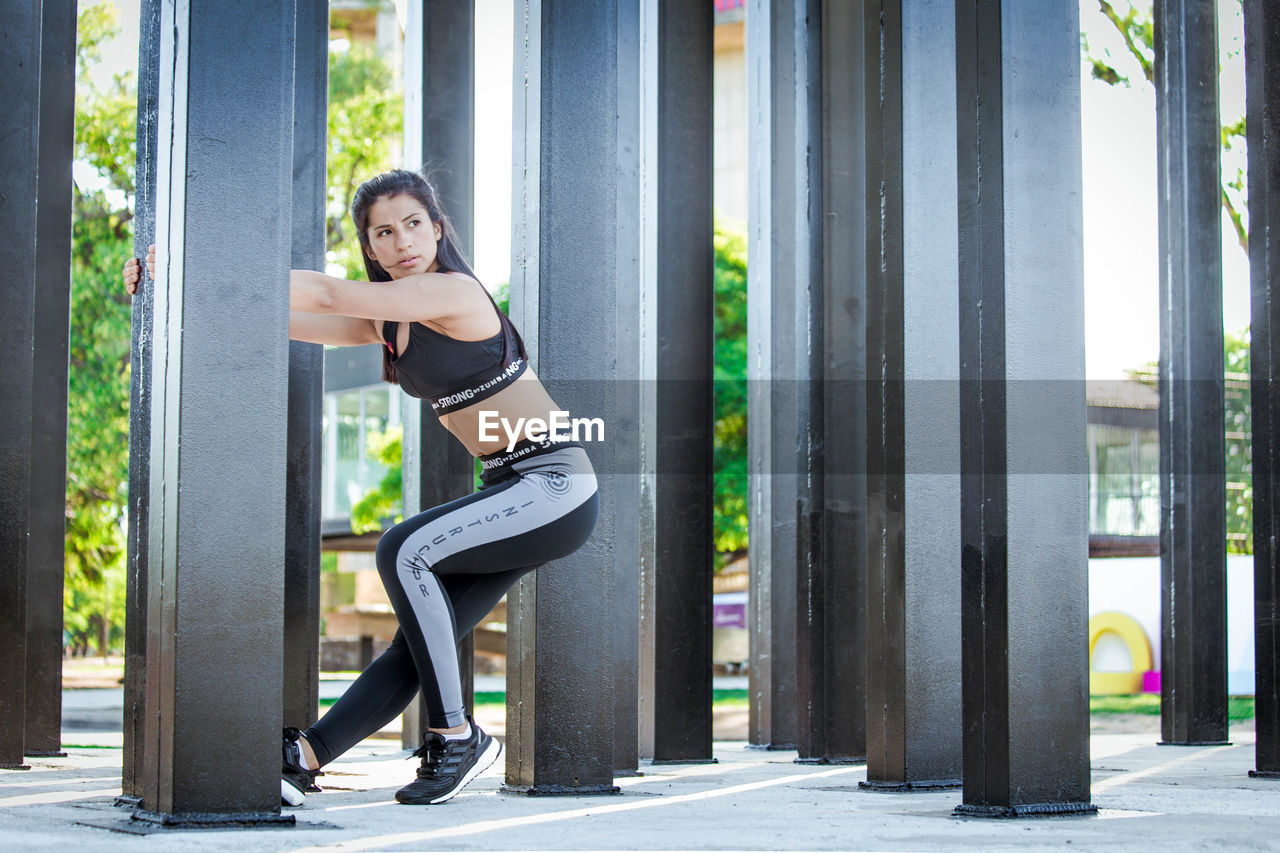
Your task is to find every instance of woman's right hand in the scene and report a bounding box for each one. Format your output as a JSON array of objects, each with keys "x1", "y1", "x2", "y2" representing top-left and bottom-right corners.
[{"x1": 122, "y1": 244, "x2": 157, "y2": 296}]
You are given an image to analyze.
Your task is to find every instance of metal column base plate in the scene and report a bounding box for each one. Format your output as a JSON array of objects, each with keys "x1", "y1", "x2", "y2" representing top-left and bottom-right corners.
[
  {"x1": 1250, "y1": 770, "x2": 1280, "y2": 779},
  {"x1": 0, "y1": 764, "x2": 32, "y2": 770},
  {"x1": 500, "y1": 784, "x2": 621, "y2": 796},
  {"x1": 795, "y1": 756, "x2": 866, "y2": 766},
  {"x1": 649, "y1": 757, "x2": 717, "y2": 766},
  {"x1": 131, "y1": 809, "x2": 296, "y2": 829},
  {"x1": 954, "y1": 802, "x2": 1098, "y2": 818},
  {"x1": 25, "y1": 750, "x2": 68, "y2": 758},
  {"x1": 114, "y1": 795, "x2": 142, "y2": 808},
  {"x1": 860, "y1": 778, "x2": 962, "y2": 792}
]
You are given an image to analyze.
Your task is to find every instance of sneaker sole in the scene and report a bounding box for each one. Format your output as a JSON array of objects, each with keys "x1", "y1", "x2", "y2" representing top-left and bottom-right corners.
[
  {"x1": 281, "y1": 777, "x2": 306, "y2": 807},
  {"x1": 398, "y1": 737, "x2": 503, "y2": 805}
]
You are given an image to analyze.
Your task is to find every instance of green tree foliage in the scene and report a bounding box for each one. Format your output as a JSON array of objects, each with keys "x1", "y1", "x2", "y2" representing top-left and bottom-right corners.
[
  {"x1": 1225, "y1": 330, "x2": 1251, "y2": 553},
  {"x1": 349, "y1": 425, "x2": 403, "y2": 534},
  {"x1": 714, "y1": 223, "x2": 749, "y2": 562},
  {"x1": 324, "y1": 40, "x2": 404, "y2": 277},
  {"x1": 64, "y1": 3, "x2": 137, "y2": 655},
  {"x1": 1082, "y1": 0, "x2": 1248, "y2": 254},
  {"x1": 75, "y1": 3, "x2": 137, "y2": 195}
]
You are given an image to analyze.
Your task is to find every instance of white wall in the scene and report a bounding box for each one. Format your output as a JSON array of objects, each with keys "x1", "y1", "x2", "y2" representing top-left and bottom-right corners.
[{"x1": 1089, "y1": 555, "x2": 1256, "y2": 694}]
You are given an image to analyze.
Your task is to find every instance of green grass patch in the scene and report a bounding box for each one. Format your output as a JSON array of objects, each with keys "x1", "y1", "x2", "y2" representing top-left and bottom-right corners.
[
  {"x1": 1230, "y1": 697, "x2": 1254, "y2": 721},
  {"x1": 321, "y1": 688, "x2": 753, "y2": 711},
  {"x1": 323, "y1": 687, "x2": 1256, "y2": 720},
  {"x1": 475, "y1": 691, "x2": 504, "y2": 707},
  {"x1": 1090, "y1": 694, "x2": 1254, "y2": 721},
  {"x1": 1090, "y1": 694, "x2": 1161, "y2": 715}
]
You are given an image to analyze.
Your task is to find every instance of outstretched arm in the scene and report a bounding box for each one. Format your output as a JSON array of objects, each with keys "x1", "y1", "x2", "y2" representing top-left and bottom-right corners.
[
  {"x1": 124, "y1": 246, "x2": 383, "y2": 347},
  {"x1": 289, "y1": 312, "x2": 382, "y2": 346},
  {"x1": 289, "y1": 269, "x2": 481, "y2": 324}
]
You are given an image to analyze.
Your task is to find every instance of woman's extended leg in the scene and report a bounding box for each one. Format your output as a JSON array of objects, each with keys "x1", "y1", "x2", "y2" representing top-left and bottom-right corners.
[
  {"x1": 374, "y1": 448, "x2": 598, "y2": 803},
  {"x1": 299, "y1": 568, "x2": 528, "y2": 767},
  {"x1": 374, "y1": 462, "x2": 597, "y2": 731}
]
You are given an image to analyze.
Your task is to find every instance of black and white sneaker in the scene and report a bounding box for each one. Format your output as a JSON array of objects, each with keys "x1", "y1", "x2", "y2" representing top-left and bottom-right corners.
[
  {"x1": 281, "y1": 727, "x2": 319, "y2": 807},
  {"x1": 396, "y1": 718, "x2": 501, "y2": 805}
]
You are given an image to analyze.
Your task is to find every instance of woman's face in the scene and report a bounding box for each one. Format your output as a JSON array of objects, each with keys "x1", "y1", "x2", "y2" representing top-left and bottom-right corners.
[{"x1": 364, "y1": 193, "x2": 442, "y2": 279}]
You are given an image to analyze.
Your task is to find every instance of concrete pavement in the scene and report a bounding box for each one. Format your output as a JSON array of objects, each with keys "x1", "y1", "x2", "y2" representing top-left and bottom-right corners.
[{"x1": 2, "y1": 727, "x2": 1278, "y2": 851}]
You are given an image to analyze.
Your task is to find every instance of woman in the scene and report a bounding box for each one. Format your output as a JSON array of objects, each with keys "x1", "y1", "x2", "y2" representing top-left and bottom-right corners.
[{"x1": 123, "y1": 169, "x2": 599, "y2": 806}]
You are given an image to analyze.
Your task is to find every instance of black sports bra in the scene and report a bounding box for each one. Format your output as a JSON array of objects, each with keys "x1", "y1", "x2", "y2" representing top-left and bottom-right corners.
[{"x1": 381, "y1": 282, "x2": 529, "y2": 415}]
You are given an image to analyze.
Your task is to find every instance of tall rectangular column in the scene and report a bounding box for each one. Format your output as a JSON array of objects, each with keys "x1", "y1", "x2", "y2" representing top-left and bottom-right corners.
[
  {"x1": 506, "y1": 0, "x2": 634, "y2": 793},
  {"x1": 0, "y1": 0, "x2": 41, "y2": 771},
  {"x1": 813, "y1": 0, "x2": 867, "y2": 766},
  {"x1": 862, "y1": 0, "x2": 961, "y2": 791},
  {"x1": 1155, "y1": 0, "x2": 1229, "y2": 747},
  {"x1": 751, "y1": 0, "x2": 866, "y2": 765},
  {"x1": 398, "y1": 0, "x2": 480, "y2": 749},
  {"x1": 283, "y1": 0, "x2": 327, "y2": 734},
  {"x1": 137, "y1": 0, "x2": 296, "y2": 824},
  {"x1": 953, "y1": 0, "x2": 1093, "y2": 817},
  {"x1": 1246, "y1": 0, "x2": 1280, "y2": 778},
  {"x1": 638, "y1": 0, "x2": 714, "y2": 765},
  {"x1": 614, "y1": 0, "x2": 641, "y2": 777},
  {"x1": 788, "y1": 0, "x2": 827, "y2": 765},
  {"x1": 744, "y1": 0, "x2": 808, "y2": 754},
  {"x1": 25, "y1": 0, "x2": 77, "y2": 759},
  {"x1": 122, "y1": 0, "x2": 162, "y2": 800}
]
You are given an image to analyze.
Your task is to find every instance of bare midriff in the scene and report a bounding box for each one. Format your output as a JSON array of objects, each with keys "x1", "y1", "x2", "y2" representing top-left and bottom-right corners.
[{"x1": 437, "y1": 370, "x2": 566, "y2": 458}]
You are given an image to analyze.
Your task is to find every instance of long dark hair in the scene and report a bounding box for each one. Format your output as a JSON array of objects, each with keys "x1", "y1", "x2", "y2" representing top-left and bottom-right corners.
[{"x1": 350, "y1": 169, "x2": 482, "y2": 383}]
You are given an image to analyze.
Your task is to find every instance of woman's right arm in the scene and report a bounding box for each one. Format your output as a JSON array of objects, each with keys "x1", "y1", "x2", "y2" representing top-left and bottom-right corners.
[
  {"x1": 288, "y1": 312, "x2": 382, "y2": 346},
  {"x1": 123, "y1": 247, "x2": 382, "y2": 347}
]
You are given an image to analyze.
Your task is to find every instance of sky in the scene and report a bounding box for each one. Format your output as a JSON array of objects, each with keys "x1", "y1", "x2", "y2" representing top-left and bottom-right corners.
[{"x1": 89, "y1": 0, "x2": 1252, "y2": 380}]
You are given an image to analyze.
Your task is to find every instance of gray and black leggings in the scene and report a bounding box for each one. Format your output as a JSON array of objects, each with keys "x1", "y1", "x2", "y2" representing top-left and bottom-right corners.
[{"x1": 302, "y1": 445, "x2": 597, "y2": 765}]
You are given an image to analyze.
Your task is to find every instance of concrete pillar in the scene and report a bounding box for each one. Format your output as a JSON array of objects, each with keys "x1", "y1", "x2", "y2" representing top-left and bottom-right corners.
[
  {"x1": 283, "y1": 0, "x2": 327, "y2": 735},
  {"x1": 506, "y1": 0, "x2": 635, "y2": 793},
  {"x1": 953, "y1": 0, "x2": 1093, "y2": 817},
  {"x1": 637, "y1": 0, "x2": 714, "y2": 765},
  {"x1": 861, "y1": 0, "x2": 961, "y2": 791},
  {"x1": 25, "y1": 0, "x2": 77, "y2": 760},
  {"x1": 1246, "y1": 0, "x2": 1280, "y2": 779},
  {"x1": 744, "y1": 0, "x2": 807, "y2": 754},
  {"x1": 122, "y1": 0, "x2": 162, "y2": 801},
  {"x1": 1154, "y1": 0, "x2": 1229, "y2": 747},
  {"x1": 0, "y1": 0, "x2": 42, "y2": 771},
  {"x1": 615, "y1": 0, "x2": 641, "y2": 777},
  {"x1": 135, "y1": 0, "x2": 296, "y2": 825},
  {"x1": 813, "y1": 0, "x2": 868, "y2": 767},
  {"x1": 786, "y1": 0, "x2": 828, "y2": 765},
  {"x1": 748, "y1": 0, "x2": 866, "y2": 764},
  {"x1": 398, "y1": 0, "x2": 480, "y2": 749}
]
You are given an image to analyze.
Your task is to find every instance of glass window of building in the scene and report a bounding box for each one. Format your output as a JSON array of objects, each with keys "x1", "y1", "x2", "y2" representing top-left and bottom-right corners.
[
  {"x1": 322, "y1": 384, "x2": 401, "y2": 521},
  {"x1": 1088, "y1": 422, "x2": 1159, "y2": 538}
]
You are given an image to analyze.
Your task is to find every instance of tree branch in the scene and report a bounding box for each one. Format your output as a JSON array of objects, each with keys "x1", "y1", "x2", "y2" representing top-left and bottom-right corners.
[
  {"x1": 1222, "y1": 188, "x2": 1249, "y2": 255},
  {"x1": 1097, "y1": 0, "x2": 1154, "y2": 84}
]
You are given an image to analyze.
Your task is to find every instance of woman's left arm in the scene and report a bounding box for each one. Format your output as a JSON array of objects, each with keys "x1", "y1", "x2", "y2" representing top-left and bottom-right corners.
[{"x1": 289, "y1": 270, "x2": 477, "y2": 323}]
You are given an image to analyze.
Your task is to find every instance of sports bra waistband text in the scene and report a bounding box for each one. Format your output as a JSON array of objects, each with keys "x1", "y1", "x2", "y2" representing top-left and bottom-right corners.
[{"x1": 430, "y1": 357, "x2": 526, "y2": 413}]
